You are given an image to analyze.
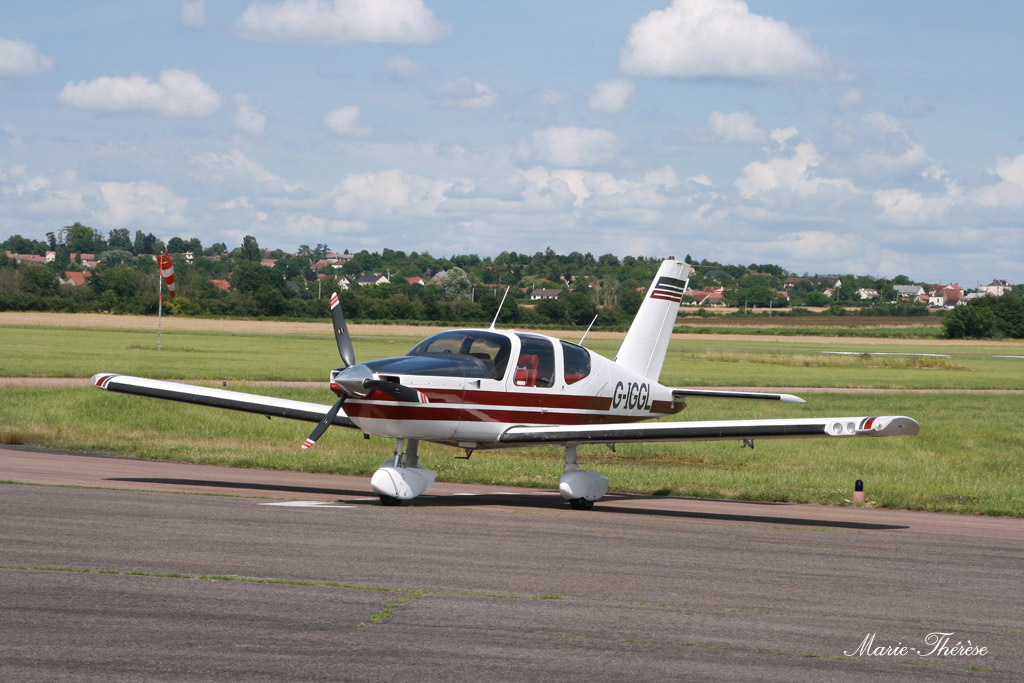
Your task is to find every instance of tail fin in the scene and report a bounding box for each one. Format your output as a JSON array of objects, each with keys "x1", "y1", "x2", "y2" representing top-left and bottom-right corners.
[{"x1": 614, "y1": 259, "x2": 689, "y2": 380}]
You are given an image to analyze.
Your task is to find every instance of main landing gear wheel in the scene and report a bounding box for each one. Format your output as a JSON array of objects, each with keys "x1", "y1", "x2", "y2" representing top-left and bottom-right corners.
[
  {"x1": 569, "y1": 497, "x2": 594, "y2": 511},
  {"x1": 379, "y1": 494, "x2": 405, "y2": 507}
]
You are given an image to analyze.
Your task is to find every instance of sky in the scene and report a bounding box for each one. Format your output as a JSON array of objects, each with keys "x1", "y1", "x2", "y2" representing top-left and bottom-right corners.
[{"x1": 2, "y1": 0, "x2": 1023, "y2": 286}]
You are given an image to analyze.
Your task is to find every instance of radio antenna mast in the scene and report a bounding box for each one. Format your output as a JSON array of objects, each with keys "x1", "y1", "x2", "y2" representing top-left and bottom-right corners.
[
  {"x1": 578, "y1": 314, "x2": 598, "y2": 345},
  {"x1": 490, "y1": 285, "x2": 511, "y2": 329}
]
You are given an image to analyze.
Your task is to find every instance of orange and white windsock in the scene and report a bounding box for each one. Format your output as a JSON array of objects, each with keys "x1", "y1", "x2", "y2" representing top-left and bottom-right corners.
[{"x1": 158, "y1": 253, "x2": 176, "y2": 298}]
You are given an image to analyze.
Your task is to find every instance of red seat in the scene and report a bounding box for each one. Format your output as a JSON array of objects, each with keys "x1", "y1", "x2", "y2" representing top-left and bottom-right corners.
[{"x1": 514, "y1": 354, "x2": 539, "y2": 387}]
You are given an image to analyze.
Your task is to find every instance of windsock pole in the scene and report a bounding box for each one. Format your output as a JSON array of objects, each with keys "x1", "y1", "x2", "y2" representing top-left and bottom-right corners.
[
  {"x1": 156, "y1": 252, "x2": 176, "y2": 351},
  {"x1": 157, "y1": 270, "x2": 163, "y2": 351}
]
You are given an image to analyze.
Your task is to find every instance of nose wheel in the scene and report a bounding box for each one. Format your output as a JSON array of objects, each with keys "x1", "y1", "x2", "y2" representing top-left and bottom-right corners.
[{"x1": 568, "y1": 497, "x2": 595, "y2": 511}]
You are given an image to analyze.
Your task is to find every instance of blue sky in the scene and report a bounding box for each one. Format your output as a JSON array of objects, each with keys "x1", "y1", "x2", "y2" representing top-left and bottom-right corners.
[{"x1": 2, "y1": 0, "x2": 1023, "y2": 286}]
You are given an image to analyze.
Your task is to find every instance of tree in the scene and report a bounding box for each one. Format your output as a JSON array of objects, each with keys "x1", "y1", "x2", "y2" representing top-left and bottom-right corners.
[
  {"x1": 440, "y1": 267, "x2": 472, "y2": 302},
  {"x1": 231, "y1": 262, "x2": 282, "y2": 294},
  {"x1": 564, "y1": 291, "x2": 597, "y2": 326},
  {"x1": 167, "y1": 237, "x2": 188, "y2": 253},
  {"x1": 21, "y1": 266, "x2": 60, "y2": 296},
  {"x1": 618, "y1": 287, "x2": 644, "y2": 315},
  {"x1": 240, "y1": 235, "x2": 262, "y2": 262},
  {"x1": 108, "y1": 228, "x2": 132, "y2": 251},
  {"x1": 2, "y1": 234, "x2": 47, "y2": 255},
  {"x1": 942, "y1": 303, "x2": 995, "y2": 339},
  {"x1": 65, "y1": 222, "x2": 103, "y2": 253}
]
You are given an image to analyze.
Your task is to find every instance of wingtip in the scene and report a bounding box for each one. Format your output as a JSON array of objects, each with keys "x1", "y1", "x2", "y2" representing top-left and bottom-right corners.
[{"x1": 780, "y1": 393, "x2": 806, "y2": 404}]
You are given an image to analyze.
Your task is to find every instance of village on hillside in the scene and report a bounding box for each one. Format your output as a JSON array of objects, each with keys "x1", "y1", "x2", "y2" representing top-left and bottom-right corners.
[{"x1": 2, "y1": 245, "x2": 1016, "y2": 312}]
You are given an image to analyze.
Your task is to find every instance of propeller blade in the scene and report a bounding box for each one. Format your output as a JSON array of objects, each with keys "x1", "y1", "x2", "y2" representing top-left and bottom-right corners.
[
  {"x1": 301, "y1": 395, "x2": 346, "y2": 450},
  {"x1": 329, "y1": 292, "x2": 355, "y2": 368},
  {"x1": 363, "y1": 379, "x2": 426, "y2": 403}
]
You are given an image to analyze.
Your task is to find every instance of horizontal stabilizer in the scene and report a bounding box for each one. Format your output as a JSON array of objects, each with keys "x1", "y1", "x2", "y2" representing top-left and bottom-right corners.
[
  {"x1": 91, "y1": 373, "x2": 355, "y2": 428},
  {"x1": 673, "y1": 388, "x2": 805, "y2": 403},
  {"x1": 500, "y1": 415, "x2": 919, "y2": 446}
]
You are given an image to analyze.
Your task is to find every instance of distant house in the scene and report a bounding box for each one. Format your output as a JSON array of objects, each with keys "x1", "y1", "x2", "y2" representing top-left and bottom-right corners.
[
  {"x1": 209, "y1": 279, "x2": 231, "y2": 291},
  {"x1": 6, "y1": 251, "x2": 46, "y2": 265},
  {"x1": 358, "y1": 273, "x2": 389, "y2": 286},
  {"x1": 893, "y1": 284, "x2": 925, "y2": 300},
  {"x1": 855, "y1": 288, "x2": 879, "y2": 300},
  {"x1": 783, "y1": 277, "x2": 807, "y2": 289},
  {"x1": 929, "y1": 284, "x2": 965, "y2": 308},
  {"x1": 688, "y1": 286, "x2": 725, "y2": 306},
  {"x1": 530, "y1": 288, "x2": 562, "y2": 300},
  {"x1": 814, "y1": 276, "x2": 842, "y2": 289},
  {"x1": 61, "y1": 271, "x2": 91, "y2": 286},
  {"x1": 706, "y1": 269, "x2": 734, "y2": 282},
  {"x1": 979, "y1": 279, "x2": 1013, "y2": 297},
  {"x1": 260, "y1": 258, "x2": 278, "y2": 268},
  {"x1": 405, "y1": 276, "x2": 425, "y2": 286}
]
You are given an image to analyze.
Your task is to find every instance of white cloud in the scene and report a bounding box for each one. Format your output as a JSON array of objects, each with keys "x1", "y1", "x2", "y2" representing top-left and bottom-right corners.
[
  {"x1": 433, "y1": 78, "x2": 497, "y2": 109},
  {"x1": 386, "y1": 55, "x2": 425, "y2": 79},
  {"x1": 233, "y1": 94, "x2": 267, "y2": 135},
  {"x1": 588, "y1": 79, "x2": 634, "y2": 114},
  {"x1": 837, "y1": 87, "x2": 862, "y2": 110},
  {"x1": 332, "y1": 168, "x2": 453, "y2": 216},
  {"x1": 322, "y1": 105, "x2": 369, "y2": 136},
  {"x1": 191, "y1": 149, "x2": 299, "y2": 193},
  {"x1": 511, "y1": 166, "x2": 678, "y2": 214},
  {"x1": 707, "y1": 111, "x2": 766, "y2": 145},
  {"x1": 736, "y1": 141, "x2": 855, "y2": 198},
  {"x1": 974, "y1": 154, "x2": 1024, "y2": 208},
  {"x1": 96, "y1": 181, "x2": 188, "y2": 226},
  {"x1": 526, "y1": 126, "x2": 619, "y2": 168},
  {"x1": 619, "y1": 0, "x2": 830, "y2": 80},
  {"x1": 0, "y1": 38, "x2": 55, "y2": 77},
  {"x1": 769, "y1": 127, "x2": 798, "y2": 148},
  {"x1": 873, "y1": 187, "x2": 956, "y2": 225},
  {"x1": 58, "y1": 69, "x2": 222, "y2": 117},
  {"x1": 181, "y1": 0, "x2": 205, "y2": 28},
  {"x1": 235, "y1": 0, "x2": 450, "y2": 44}
]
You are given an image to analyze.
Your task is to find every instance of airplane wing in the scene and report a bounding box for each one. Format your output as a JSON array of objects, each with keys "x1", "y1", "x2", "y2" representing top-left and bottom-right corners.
[
  {"x1": 499, "y1": 415, "x2": 919, "y2": 446},
  {"x1": 672, "y1": 388, "x2": 805, "y2": 403},
  {"x1": 91, "y1": 374, "x2": 356, "y2": 429}
]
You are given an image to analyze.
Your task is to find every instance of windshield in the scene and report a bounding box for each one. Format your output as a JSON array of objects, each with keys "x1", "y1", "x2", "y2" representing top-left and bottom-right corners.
[{"x1": 407, "y1": 330, "x2": 512, "y2": 381}]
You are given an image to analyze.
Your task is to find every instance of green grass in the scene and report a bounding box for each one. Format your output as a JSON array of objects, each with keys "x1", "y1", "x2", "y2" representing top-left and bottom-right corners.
[
  {"x1": 0, "y1": 325, "x2": 414, "y2": 381},
  {"x1": 4, "y1": 323, "x2": 1024, "y2": 389}
]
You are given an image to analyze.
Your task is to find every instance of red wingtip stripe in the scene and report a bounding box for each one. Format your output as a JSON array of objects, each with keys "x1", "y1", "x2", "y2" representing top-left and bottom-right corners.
[
  {"x1": 330, "y1": 292, "x2": 340, "y2": 308},
  {"x1": 301, "y1": 438, "x2": 315, "y2": 450}
]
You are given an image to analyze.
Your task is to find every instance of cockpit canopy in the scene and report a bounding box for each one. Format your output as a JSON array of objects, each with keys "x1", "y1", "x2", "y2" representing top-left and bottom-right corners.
[{"x1": 401, "y1": 330, "x2": 512, "y2": 381}]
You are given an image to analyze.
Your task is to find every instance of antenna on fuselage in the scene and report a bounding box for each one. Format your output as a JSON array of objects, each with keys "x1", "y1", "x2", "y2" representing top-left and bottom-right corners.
[
  {"x1": 579, "y1": 314, "x2": 598, "y2": 345},
  {"x1": 489, "y1": 285, "x2": 511, "y2": 330}
]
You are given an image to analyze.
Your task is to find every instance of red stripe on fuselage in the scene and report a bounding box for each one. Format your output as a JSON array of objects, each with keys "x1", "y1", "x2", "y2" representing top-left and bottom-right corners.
[{"x1": 342, "y1": 401, "x2": 651, "y2": 425}]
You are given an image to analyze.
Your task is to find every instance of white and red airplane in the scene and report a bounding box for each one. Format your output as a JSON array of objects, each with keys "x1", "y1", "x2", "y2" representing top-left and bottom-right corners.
[{"x1": 92, "y1": 259, "x2": 919, "y2": 508}]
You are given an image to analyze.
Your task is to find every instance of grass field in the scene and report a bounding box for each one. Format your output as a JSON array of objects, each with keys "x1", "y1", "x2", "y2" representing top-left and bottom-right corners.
[{"x1": 2, "y1": 312, "x2": 1023, "y2": 516}]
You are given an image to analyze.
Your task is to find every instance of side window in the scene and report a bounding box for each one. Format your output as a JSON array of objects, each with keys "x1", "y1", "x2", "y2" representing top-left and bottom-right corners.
[
  {"x1": 467, "y1": 336, "x2": 511, "y2": 381},
  {"x1": 561, "y1": 341, "x2": 591, "y2": 384},
  {"x1": 514, "y1": 335, "x2": 555, "y2": 388}
]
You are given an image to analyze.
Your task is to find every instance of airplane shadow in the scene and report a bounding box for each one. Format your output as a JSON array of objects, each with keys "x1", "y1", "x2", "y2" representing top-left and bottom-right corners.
[
  {"x1": 107, "y1": 477, "x2": 370, "y2": 499},
  {"x1": 109, "y1": 477, "x2": 908, "y2": 531}
]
